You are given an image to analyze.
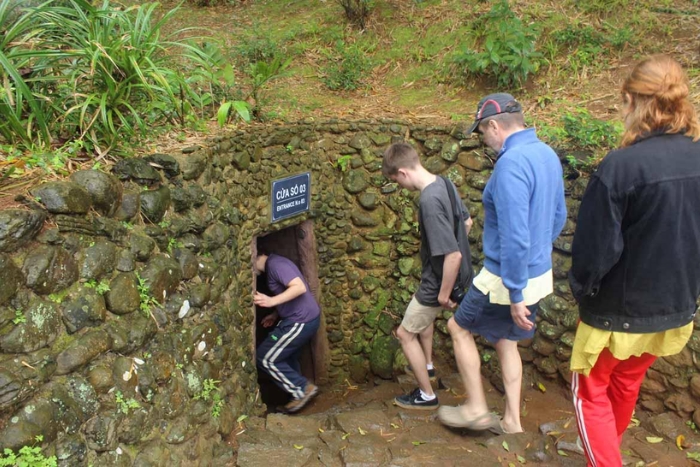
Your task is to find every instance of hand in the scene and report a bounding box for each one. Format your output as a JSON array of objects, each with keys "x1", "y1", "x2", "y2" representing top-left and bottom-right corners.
[
  {"x1": 510, "y1": 302, "x2": 533, "y2": 331},
  {"x1": 253, "y1": 291, "x2": 275, "y2": 308},
  {"x1": 438, "y1": 294, "x2": 457, "y2": 310},
  {"x1": 261, "y1": 312, "x2": 278, "y2": 328}
]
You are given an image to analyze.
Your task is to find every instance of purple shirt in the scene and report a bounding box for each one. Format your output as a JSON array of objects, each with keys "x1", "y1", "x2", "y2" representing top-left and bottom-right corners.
[{"x1": 265, "y1": 254, "x2": 320, "y2": 323}]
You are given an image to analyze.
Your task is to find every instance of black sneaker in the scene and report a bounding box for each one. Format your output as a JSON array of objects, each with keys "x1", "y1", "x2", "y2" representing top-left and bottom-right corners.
[
  {"x1": 404, "y1": 365, "x2": 437, "y2": 382},
  {"x1": 394, "y1": 388, "x2": 439, "y2": 410}
]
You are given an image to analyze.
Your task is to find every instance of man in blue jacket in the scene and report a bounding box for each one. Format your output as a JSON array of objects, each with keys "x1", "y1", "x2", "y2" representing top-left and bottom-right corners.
[{"x1": 438, "y1": 93, "x2": 567, "y2": 434}]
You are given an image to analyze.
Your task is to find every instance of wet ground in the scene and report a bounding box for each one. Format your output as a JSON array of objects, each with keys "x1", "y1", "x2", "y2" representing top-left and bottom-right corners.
[{"x1": 231, "y1": 368, "x2": 700, "y2": 466}]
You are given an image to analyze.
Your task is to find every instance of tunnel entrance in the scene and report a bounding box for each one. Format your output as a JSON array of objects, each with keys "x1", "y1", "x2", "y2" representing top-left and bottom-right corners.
[{"x1": 253, "y1": 220, "x2": 328, "y2": 411}]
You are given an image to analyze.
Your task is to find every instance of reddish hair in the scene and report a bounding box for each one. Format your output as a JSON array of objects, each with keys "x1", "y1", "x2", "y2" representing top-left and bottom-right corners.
[{"x1": 620, "y1": 55, "x2": 700, "y2": 147}]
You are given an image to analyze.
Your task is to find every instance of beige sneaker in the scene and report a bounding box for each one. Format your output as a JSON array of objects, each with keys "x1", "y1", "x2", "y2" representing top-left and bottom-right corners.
[{"x1": 284, "y1": 383, "x2": 319, "y2": 413}]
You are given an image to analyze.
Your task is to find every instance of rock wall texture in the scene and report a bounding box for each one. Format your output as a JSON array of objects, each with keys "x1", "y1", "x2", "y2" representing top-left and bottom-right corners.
[{"x1": 0, "y1": 119, "x2": 698, "y2": 463}]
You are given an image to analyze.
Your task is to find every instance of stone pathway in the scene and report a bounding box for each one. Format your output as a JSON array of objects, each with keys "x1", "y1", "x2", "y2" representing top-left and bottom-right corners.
[{"x1": 232, "y1": 374, "x2": 700, "y2": 466}]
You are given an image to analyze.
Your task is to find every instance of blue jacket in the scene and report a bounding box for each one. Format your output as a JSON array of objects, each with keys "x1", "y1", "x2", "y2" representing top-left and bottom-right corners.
[{"x1": 482, "y1": 128, "x2": 567, "y2": 303}]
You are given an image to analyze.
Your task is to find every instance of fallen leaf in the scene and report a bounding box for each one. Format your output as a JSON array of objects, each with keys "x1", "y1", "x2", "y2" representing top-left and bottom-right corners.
[
  {"x1": 236, "y1": 415, "x2": 248, "y2": 423},
  {"x1": 557, "y1": 450, "x2": 568, "y2": 457},
  {"x1": 293, "y1": 444, "x2": 304, "y2": 450},
  {"x1": 502, "y1": 440, "x2": 510, "y2": 452},
  {"x1": 687, "y1": 452, "x2": 700, "y2": 462},
  {"x1": 318, "y1": 428, "x2": 324, "y2": 433},
  {"x1": 517, "y1": 454, "x2": 526, "y2": 464},
  {"x1": 537, "y1": 382, "x2": 546, "y2": 393},
  {"x1": 646, "y1": 436, "x2": 664, "y2": 444},
  {"x1": 358, "y1": 427, "x2": 367, "y2": 435},
  {"x1": 629, "y1": 417, "x2": 641, "y2": 427},
  {"x1": 509, "y1": 463, "x2": 516, "y2": 467},
  {"x1": 676, "y1": 435, "x2": 686, "y2": 450},
  {"x1": 390, "y1": 423, "x2": 399, "y2": 429},
  {"x1": 342, "y1": 433, "x2": 350, "y2": 440},
  {"x1": 412, "y1": 441, "x2": 425, "y2": 446}
]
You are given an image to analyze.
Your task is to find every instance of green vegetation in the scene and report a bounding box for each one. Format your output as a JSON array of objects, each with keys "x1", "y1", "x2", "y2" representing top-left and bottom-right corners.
[
  {"x1": 0, "y1": 0, "x2": 694, "y2": 180},
  {"x1": 452, "y1": 1, "x2": 542, "y2": 87},
  {"x1": 333, "y1": 155, "x2": 353, "y2": 172},
  {"x1": 135, "y1": 272, "x2": 159, "y2": 317},
  {"x1": 0, "y1": 435, "x2": 54, "y2": 467},
  {"x1": 0, "y1": 0, "x2": 247, "y2": 165},
  {"x1": 12, "y1": 309, "x2": 26, "y2": 325},
  {"x1": 322, "y1": 41, "x2": 372, "y2": 91},
  {"x1": 211, "y1": 393, "x2": 224, "y2": 418},
  {"x1": 194, "y1": 378, "x2": 220, "y2": 401},
  {"x1": 84, "y1": 279, "x2": 110, "y2": 295},
  {"x1": 562, "y1": 109, "x2": 623, "y2": 154},
  {"x1": 115, "y1": 390, "x2": 140, "y2": 414},
  {"x1": 167, "y1": 238, "x2": 184, "y2": 253}
]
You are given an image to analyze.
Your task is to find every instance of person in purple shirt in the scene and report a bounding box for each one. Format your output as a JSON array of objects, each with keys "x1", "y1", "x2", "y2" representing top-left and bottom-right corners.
[{"x1": 254, "y1": 252, "x2": 321, "y2": 413}]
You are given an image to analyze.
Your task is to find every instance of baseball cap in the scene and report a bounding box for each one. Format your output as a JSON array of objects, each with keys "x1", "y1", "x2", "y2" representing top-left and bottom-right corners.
[{"x1": 467, "y1": 93, "x2": 523, "y2": 134}]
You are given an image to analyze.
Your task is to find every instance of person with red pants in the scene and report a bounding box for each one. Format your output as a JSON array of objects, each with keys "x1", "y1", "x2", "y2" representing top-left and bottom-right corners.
[{"x1": 569, "y1": 54, "x2": 700, "y2": 467}]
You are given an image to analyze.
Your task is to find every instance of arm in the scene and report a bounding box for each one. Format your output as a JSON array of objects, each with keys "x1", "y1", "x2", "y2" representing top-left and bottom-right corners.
[
  {"x1": 438, "y1": 250, "x2": 462, "y2": 308},
  {"x1": 465, "y1": 217, "x2": 473, "y2": 236},
  {"x1": 552, "y1": 185, "x2": 567, "y2": 242},
  {"x1": 492, "y1": 158, "x2": 530, "y2": 305},
  {"x1": 569, "y1": 175, "x2": 625, "y2": 301},
  {"x1": 253, "y1": 277, "x2": 307, "y2": 308}
]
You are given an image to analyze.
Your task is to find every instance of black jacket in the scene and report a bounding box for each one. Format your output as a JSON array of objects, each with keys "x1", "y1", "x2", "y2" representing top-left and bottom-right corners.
[{"x1": 569, "y1": 132, "x2": 700, "y2": 333}]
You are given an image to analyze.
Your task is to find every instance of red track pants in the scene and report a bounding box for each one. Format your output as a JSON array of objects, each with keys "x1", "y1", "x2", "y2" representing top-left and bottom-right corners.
[{"x1": 571, "y1": 347, "x2": 657, "y2": 467}]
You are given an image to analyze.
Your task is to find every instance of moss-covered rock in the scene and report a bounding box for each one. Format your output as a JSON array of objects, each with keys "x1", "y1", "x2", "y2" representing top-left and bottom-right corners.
[
  {"x1": 22, "y1": 245, "x2": 78, "y2": 295},
  {"x1": 369, "y1": 335, "x2": 399, "y2": 380},
  {"x1": 70, "y1": 170, "x2": 123, "y2": 216},
  {"x1": 0, "y1": 297, "x2": 60, "y2": 353},
  {"x1": 0, "y1": 209, "x2": 46, "y2": 253},
  {"x1": 32, "y1": 181, "x2": 92, "y2": 214}
]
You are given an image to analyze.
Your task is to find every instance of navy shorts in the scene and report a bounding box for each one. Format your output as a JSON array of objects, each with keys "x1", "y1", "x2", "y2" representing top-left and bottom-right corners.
[{"x1": 453, "y1": 285, "x2": 538, "y2": 343}]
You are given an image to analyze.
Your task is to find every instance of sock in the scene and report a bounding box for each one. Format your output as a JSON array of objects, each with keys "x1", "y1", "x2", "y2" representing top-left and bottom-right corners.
[
  {"x1": 420, "y1": 389, "x2": 436, "y2": 400},
  {"x1": 426, "y1": 363, "x2": 434, "y2": 370}
]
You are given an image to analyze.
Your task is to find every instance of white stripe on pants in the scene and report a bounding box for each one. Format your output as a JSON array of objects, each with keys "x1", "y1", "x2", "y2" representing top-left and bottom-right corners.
[
  {"x1": 572, "y1": 372, "x2": 598, "y2": 467},
  {"x1": 262, "y1": 322, "x2": 305, "y2": 399}
]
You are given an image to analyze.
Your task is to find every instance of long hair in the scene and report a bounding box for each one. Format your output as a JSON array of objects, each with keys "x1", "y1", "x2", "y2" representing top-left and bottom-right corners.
[{"x1": 620, "y1": 55, "x2": 700, "y2": 147}]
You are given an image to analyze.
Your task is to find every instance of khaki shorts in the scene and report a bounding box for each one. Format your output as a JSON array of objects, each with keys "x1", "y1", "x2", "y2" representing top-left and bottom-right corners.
[{"x1": 400, "y1": 297, "x2": 442, "y2": 334}]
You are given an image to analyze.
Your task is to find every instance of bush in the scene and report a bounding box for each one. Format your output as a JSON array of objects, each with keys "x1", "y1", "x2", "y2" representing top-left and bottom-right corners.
[
  {"x1": 452, "y1": 0, "x2": 542, "y2": 88},
  {"x1": 322, "y1": 41, "x2": 371, "y2": 91},
  {"x1": 233, "y1": 24, "x2": 283, "y2": 65},
  {"x1": 337, "y1": 0, "x2": 372, "y2": 30},
  {"x1": 562, "y1": 109, "x2": 622, "y2": 152},
  {"x1": 0, "y1": 0, "x2": 242, "y2": 157}
]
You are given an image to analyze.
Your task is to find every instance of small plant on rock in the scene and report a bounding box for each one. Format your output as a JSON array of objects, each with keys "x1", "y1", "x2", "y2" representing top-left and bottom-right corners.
[
  {"x1": 85, "y1": 279, "x2": 110, "y2": 295},
  {"x1": 12, "y1": 309, "x2": 26, "y2": 325},
  {"x1": 135, "y1": 272, "x2": 160, "y2": 318},
  {"x1": 211, "y1": 392, "x2": 224, "y2": 419},
  {"x1": 195, "y1": 378, "x2": 220, "y2": 401},
  {"x1": 115, "y1": 390, "x2": 140, "y2": 414},
  {"x1": 0, "y1": 445, "x2": 57, "y2": 467}
]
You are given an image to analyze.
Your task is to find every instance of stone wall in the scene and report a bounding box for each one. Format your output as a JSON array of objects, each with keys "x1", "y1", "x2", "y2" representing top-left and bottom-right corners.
[{"x1": 1, "y1": 119, "x2": 698, "y2": 463}]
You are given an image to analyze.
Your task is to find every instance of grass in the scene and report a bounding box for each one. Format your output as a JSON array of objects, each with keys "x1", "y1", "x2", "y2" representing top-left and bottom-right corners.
[{"x1": 0, "y1": 0, "x2": 698, "y2": 191}]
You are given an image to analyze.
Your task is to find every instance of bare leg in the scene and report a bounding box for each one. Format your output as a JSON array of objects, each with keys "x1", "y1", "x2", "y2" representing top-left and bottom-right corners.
[
  {"x1": 447, "y1": 317, "x2": 488, "y2": 419},
  {"x1": 494, "y1": 338, "x2": 524, "y2": 433},
  {"x1": 397, "y1": 325, "x2": 434, "y2": 396},
  {"x1": 419, "y1": 323, "x2": 434, "y2": 367}
]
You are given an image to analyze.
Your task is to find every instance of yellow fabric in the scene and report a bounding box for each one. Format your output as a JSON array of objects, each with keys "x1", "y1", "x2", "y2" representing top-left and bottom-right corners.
[
  {"x1": 570, "y1": 321, "x2": 694, "y2": 377},
  {"x1": 472, "y1": 267, "x2": 553, "y2": 306}
]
